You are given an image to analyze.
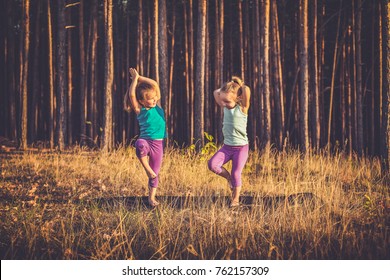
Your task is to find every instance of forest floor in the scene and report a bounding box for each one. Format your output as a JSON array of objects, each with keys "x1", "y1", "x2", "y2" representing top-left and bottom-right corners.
[{"x1": 0, "y1": 145, "x2": 389, "y2": 259}]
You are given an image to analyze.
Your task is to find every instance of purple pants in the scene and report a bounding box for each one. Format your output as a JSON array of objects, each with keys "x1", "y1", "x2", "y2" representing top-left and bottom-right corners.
[
  {"x1": 208, "y1": 144, "x2": 249, "y2": 188},
  {"x1": 135, "y1": 139, "x2": 163, "y2": 188}
]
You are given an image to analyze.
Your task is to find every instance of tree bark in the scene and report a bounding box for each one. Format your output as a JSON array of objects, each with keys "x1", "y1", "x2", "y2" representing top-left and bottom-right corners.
[
  {"x1": 194, "y1": 0, "x2": 206, "y2": 148},
  {"x1": 356, "y1": 0, "x2": 364, "y2": 155},
  {"x1": 6, "y1": 0, "x2": 17, "y2": 141},
  {"x1": 102, "y1": 0, "x2": 114, "y2": 152},
  {"x1": 168, "y1": 1, "x2": 176, "y2": 136},
  {"x1": 79, "y1": 0, "x2": 86, "y2": 145},
  {"x1": 66, "y1": 8, "x2": 73, "y2": 145},
  {"x1": 47, "y1": 0, "x2": 54, "y2": 149},
  {"x1": 383, "y1": 0, "x2": 390, "y2": 172},
  {"x1": 216, "y1": 0, "x2": 224, "y2": 144},
  {"x1": 327, "y1": 1, "x2": 343, "y2": 151},
  {"x1": 158, "y1": 0, "x2": 168, "y2": 113},
  {"x1": 189, "y1": 0, "x2": 194, "y2": 144},
  {"x1": 56, "y1": 0, "x2": 67, "y2": 150},
  {"x1": 153, "y1": 0, "x2": 159, "y2": 83},
  {"x1": 272, "y1": 0, "x2": 285, "y2": 150},
  {"x1": 20, "y1": 0, "x2": 30, "y2": 149},
  {"x1": 183, "y1": 0, "x2": 190, "y2": 144},
  {"x1": 238, "y1": 0, "x2": 245, "y2": 80},
  {"x1": 310, "y1": 0, "x2": 320, "y2": 150},
  {"x1": 30, "y1": 1, "x2": 41, "y2": 143},
  {"x1": 263, "y1": 0, "x2": 271, "y2": 152},
  {"x1": 299, "y1": 0, "x2": 309, "y2": 153}
]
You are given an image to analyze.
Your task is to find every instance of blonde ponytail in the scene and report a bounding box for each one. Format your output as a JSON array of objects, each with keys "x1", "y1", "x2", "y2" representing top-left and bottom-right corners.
[
  {"x1": 221, "y1": 76, "x2": 244, "y2": 96},
  {"x1": 231, "y1": 76, "x2": 244, "y2": 87}
]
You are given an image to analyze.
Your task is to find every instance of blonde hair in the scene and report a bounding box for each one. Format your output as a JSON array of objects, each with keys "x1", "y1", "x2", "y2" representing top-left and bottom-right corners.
[
  {"x1": 123, "y1": 82, "x2": 158, "y2": 112},
  {"x1": 221, "y1": 76, "x2": 244, "y2": 96}
]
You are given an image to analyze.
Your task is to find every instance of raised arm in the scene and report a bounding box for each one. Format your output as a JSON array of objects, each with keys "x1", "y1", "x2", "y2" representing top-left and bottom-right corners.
[
  {"x1": 127, "y1": 68, "x2": 142, "y2": 115},
  {"x1": 239, "y1": 85, "x2": 251, "y2": 114}
]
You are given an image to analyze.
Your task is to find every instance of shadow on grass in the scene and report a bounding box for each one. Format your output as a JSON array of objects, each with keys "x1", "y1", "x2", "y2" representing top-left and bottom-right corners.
[{"x1": 82, "y1": 192, "x2": 322, "y2": 211}]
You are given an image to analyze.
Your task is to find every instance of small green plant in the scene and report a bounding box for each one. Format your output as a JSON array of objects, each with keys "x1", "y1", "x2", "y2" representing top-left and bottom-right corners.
[
  {"x1": 363, "y1": 193, "x2": 377, "y2": 218},
  {"x1": 185, "y1": 132, "x2": 217, "y2": 159},
  {"x1": 200, "y1": 132, "x2": 217, "y2": 160}
]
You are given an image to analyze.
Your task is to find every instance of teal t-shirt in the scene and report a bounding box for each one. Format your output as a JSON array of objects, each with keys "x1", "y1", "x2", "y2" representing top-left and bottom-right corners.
[
  {"x1": 137, "y1": 106, "x2": 166, "y2": 139},
  {"x1": 222, "y1": 105, "x2": 248, "y2": 146}
]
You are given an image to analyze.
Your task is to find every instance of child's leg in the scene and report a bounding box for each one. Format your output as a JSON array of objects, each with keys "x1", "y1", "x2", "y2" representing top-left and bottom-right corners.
[
  {"x1": 230, "y1": 145, "x2": 249, "y2": 206},
  {"x1": 147, "y1": 140, "x2": 164, "y2": 206},
  {"x1": 135, "y1": 139, "x2": 157, "y2": 179},
  {"x1": 208, "y1": 145, "x2": 233, "y2": 184}
]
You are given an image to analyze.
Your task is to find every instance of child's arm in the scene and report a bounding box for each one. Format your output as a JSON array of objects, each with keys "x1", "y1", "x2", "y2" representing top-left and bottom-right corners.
[
  {"x1": 128, "y1": 68, "x2": 142, "y2": 115},
  {"x1": 239, "y1": 85, "x2": 251, "y2": 114}
]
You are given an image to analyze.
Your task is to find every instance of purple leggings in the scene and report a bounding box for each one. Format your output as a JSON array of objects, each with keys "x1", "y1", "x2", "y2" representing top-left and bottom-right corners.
[
  {"x1": 135, "y1": 139, "x2": 163, "y2": 188},
  {"x1": 208, "y1": 144, "x2": 249, "y2": 188}
]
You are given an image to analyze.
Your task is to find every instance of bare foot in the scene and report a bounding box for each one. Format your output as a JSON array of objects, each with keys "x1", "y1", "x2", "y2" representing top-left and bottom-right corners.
[
  {"x1": 230, "y1": 186, "x2": 241, "y2": 208},
  {"x1": 229, "y1": 201, "x2": 240, "y2": 208},
  {"x1": 148, "y1": 187, "x2": 159, "y2": 207},
  {"x1": 148, "y1": 199, "x2": 160, "y2": 207}
]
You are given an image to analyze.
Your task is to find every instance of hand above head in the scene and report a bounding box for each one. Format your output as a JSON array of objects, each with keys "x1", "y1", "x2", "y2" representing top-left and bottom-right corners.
[{"x1": 129, "y1": 68, "x2": 139, "y2": 81}]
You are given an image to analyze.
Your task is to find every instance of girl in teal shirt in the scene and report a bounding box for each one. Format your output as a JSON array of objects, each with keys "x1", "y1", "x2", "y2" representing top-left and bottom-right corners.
[{"x1": 124, "y1": 68, "x2": 166, "y2": 207}]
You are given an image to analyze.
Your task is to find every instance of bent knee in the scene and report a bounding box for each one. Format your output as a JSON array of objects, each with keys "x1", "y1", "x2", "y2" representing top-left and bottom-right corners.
[
  {"x1": 135, "y1": 139, "x2": 149, "y2": 158},
  {"x1": 208, "y1": 159, "x2": 221, "y2": 174}
]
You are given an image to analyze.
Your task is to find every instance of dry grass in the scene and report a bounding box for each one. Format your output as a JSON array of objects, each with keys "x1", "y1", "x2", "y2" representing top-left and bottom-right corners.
[{"x1": 0, "y1": 145, "x2": 388, "y2": 259}]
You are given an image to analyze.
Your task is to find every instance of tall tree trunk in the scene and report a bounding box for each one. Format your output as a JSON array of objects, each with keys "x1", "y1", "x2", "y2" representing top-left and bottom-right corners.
[
  {"x1": 158, "y1": 0, "x2": 168, "y2": 113},
  {"x1": 347, "y1": 40, "x2": 353, "y2": 156},
  {"x1": 383, "y1": 0, "x2": 390, "y2": 172},
  {"x1": 47, "y1": 0, "x2": 54, "y2": 149},
  {"x1": 204, "y1": 14, "x2": 210, "y2": 135},
  {"x1": 137, "y1": 0, "x2": 144, "y2": 74},
  {"x1": 66, "y1": 10, "x2": 73, "y2": 145},
  {"x1": 153, "y1": 0, "x2": 159, "y2": 83},
  {"x1": 189, "y1": 0, "x2": 194, "y2": 144},
  {"x1": 272, "y1": 0, "x2": 285, "y2": 150},
  {"x1": 6, "y1": 0, "x2": 17, "y2": 141},
  {"x1": 352, "y1": 0, "x2": 358, "y2": 152},
  {"x1": 310, "y1": 0, "x2": 320, "y2": 150},
  {"x1": 299, "y1": 0, "x2": 309, "y2": 153},
  {"x1": 0, "y1": 1, "x2": 6, "y2": 139},
  {"x1": 263, "y1": 0, "x2": 271, "y2": 152},
  {"x1": 356, "y1": 0, "x2": 364, "y2": 155},
  {"x1": 318, "y1": 1, "x2": 326, "y2": 147},
  {"x1": 194, "y1": 0, "x2": 206, "y2": 147},
  {"x1": 371, "y1": 4, "x2": 376, "y2": 154},
  {"x1": 168, "y1": 1, "x2": 176, "y2": 136},
  {"x1": 183, "y1": 0, "x2": 190, "y2": 144},
  {"x1": 254, "y1": 0, "x2": 262, "y2": 150},
  {"x1": 216, "y1": 0, "x2": 224, "y2": 144},
  {"x1": 238, "y1": 0, "x2": 245, "y2": 80},
  {"x1": 341, "y1": 44, "x2": 346, "y2": 148},
  {"x1": 20, "y1": 0, "x2": 30, "y2": 149},
  {"x1": 379, "y1": 1, "x2": 384, "y2": 158},
  {"x1": 56, "y1": 0, "x2": 67, "y2": 150},
  {"x1": 30, "y1": 1, "x2": 41, "y2": 143},
  {"x1": 102, "y1": 0, "x2": 114, "y2": 152},
  {"x1": 87, "y1": 2, "x2": 98, "y2": 143},
  {"x1": 327, "y1": 1, "x2": 342, "y2": 151},
  {"x1": 79, "y1": 0, "x2": 86, "y2": 145}
]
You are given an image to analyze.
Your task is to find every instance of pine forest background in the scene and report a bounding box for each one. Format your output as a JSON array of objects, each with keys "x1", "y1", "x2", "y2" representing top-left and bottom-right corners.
[{"x1": 1, "y1": 0, "x2": 390, "y2": 164}]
